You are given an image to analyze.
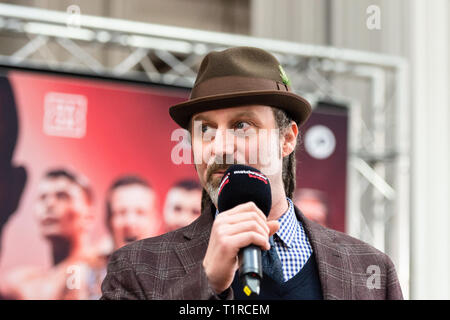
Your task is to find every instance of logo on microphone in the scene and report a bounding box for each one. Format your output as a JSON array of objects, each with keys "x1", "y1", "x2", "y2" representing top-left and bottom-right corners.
[
  {"x1": 217, "y1": 169, "x2": 269, "y2": 196},
  {"x1": 234, "y1": 170, "x2": 269, "y2": 184}
]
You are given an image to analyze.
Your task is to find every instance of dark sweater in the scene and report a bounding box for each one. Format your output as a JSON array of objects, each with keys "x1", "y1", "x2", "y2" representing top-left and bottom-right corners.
[{"x1": 231, "y1": 253, "x2": 323, "y2": 300}]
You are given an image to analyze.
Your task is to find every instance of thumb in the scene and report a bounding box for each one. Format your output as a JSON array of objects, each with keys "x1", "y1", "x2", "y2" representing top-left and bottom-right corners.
[{"x1": 267, "y1": 220, "x2": 280, "y2": 237}]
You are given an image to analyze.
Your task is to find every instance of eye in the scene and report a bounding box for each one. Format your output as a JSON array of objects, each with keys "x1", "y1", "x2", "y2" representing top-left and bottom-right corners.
[
  {"x1": 201, "y1": 124, "x2": 209, "y2": 133},
  {"x1": 233, "y1": 121, "x2": 252, "y2": 135},
  {"x1": 55, "y1": 191, "x2": 70, "y2": 201},
  {"x1": 201, "y1": 123, "x2": 217, "y2": 141},
  {"x1": 235, "y1": 121, "x2": 250, "y2": 130}
]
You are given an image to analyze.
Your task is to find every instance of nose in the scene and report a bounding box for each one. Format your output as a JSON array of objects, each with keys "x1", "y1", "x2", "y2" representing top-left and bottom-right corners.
[
  {"x1": 212, "y1": 128, "x2": 236, "y2": 164},
  {"x1": 122, "y1": 211, "x2": 140, "y2": 233},
  {"x1": 124, "y1": 211, "x2": 138, "y2": 225},
  {"x1": 42, "y1": 194, "x2": 56, "y2": 212}
]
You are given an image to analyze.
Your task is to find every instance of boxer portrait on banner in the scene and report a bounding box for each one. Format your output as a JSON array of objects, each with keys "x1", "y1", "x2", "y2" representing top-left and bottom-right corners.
[
  {"x1": 101, "y1": 46, "x2": 403, "y2": 300},
  {"x1": 163, "y1": 179, "x2": 202, "y2": 233},
  {"x1": 0, "y1": 77, "x2": 27, "y2": 256},
  {"x1": 105, "y1": 175, "x2": 161, "y2": 251},
  {"x1": 0, "y1": 77, "x2": 27, "y2": 301},
  {"x1": 1, "y1": 169, "x2": 105, "y2": 299}
]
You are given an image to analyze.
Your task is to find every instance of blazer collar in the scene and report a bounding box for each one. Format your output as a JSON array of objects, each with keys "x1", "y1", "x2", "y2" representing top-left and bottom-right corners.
[
  {"x1": 174, "y1": 202, "x2": 215, "y2": 274},
  {"x1": 181, "y1": 201, "x2": 215, "y2": 241}
]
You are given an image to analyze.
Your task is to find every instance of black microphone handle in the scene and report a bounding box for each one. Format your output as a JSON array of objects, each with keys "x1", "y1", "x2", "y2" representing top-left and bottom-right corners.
[{"x1": 238, "y1": 244, "x2": 263, "y2": 296}]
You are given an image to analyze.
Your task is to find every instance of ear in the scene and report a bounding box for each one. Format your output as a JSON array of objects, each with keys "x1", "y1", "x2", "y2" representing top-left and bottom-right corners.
[{"x1": 281, "y1": 121, "x2": 299, "y2": 158}]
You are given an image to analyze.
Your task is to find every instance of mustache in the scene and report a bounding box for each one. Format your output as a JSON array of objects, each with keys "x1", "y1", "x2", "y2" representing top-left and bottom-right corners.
[
  {"x1": 205, "y1": 156, "x2": 244, "y2": 183},
  {"x1": 206, "y1": 163, "x2": 231, "y2": 183},
  {"x1": 206, "y1": 157, "x2": 245, "y2": 181}
]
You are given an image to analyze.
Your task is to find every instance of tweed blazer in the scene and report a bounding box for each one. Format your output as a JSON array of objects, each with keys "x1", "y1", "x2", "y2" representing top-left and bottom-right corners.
[{"x1": 100, "y1": 203, "x2": 403, "y2": 300}]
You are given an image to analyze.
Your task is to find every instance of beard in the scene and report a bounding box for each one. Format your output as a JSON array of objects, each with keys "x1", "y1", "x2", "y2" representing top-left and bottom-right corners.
[
  {"x1": 204, "y1": 161, "x2": 231, "y2": 208},
  {"x1": 205, "y1": 177, "x2": 220, "y2": 208}
]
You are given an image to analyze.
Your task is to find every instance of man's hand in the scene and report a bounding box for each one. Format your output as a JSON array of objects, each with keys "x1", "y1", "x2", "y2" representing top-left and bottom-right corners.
[{"x1": 202, "y1": 201, "x2": 279, "y2": 294}]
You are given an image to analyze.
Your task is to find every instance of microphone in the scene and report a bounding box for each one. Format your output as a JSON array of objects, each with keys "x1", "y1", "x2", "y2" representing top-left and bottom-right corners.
[{"x1": 217, "y1": 164, "x2": 271, "y2": 296}]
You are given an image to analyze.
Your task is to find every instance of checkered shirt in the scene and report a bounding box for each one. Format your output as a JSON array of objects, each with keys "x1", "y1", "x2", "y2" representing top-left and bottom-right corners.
[{"x1": 274, "y1": 198, "x2": 313, "y2": 282}]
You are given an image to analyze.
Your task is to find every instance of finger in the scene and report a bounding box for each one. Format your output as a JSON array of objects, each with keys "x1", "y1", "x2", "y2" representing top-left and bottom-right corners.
[
  {"x1": 220, "y1": 211, "x2": 270, "y2": 234},
  {"x1": 226, "y1": 232, "x2": 270, "y2": 252},
  {"x1": 267, "y1": 220, "x2": 280, "y2": 237},
  {"x1": 223, "y1": 220, "x2": 269, "y2": 238},
  {"x1": 224, "y1": 201, "x2": 266, "y2": 221}
]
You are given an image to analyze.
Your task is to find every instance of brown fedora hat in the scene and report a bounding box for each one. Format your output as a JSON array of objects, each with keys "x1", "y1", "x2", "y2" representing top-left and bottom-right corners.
[{"x1": 169, "y1": 46, "x2": 312, "y2": 129}]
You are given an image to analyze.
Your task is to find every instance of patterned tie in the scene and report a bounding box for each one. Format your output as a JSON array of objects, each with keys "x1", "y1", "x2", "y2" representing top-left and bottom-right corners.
[{"x1": 261, "y1": 235, "x2": 284, "y2": 284}]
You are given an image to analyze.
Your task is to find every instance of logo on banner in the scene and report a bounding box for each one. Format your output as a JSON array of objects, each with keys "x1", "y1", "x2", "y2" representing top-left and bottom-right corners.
[
  {"x1": 43, "y1": 92, "x2": 87, "y2": 139},
  {"x1": 304, "y1": 125, "x2": 336, "y2": 160}
]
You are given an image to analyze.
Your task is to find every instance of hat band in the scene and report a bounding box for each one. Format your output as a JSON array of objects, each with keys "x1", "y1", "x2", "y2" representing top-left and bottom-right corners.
[{"x1": 189, "y1": 76, "x2": 290, "y2": 99}]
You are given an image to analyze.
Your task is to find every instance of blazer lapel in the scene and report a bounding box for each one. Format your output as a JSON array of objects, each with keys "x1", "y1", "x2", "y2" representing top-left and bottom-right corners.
[
  {"x1": 174, "y1": 202, "x2": 215, "y2": 274},
  {"x1": 294, "y1": 206, "x2": 352, "y2": 300}
]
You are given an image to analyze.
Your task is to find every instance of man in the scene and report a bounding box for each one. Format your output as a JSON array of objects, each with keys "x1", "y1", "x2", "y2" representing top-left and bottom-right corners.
[
  {"x1": 105, "y1": 175, "x2": 161, "y2": 250},
  {"x1": 0, "y1": 76, "x2": 27, "y2": 301},
  {"x1": 163, "y1": 179, "x2": 202, "y2": 232},
  {"x1": 0, "y1": 169, "x2": 104, "y2": 299},
  {"x1": 0, "y1": 76, "x2": 27, "y2": 255},
  {"x1": 294, "y1": 188, "x2": 329, "y2": 227},
  {"x1": 101, "y1": 47, "x2": 403, "y2": 300}
]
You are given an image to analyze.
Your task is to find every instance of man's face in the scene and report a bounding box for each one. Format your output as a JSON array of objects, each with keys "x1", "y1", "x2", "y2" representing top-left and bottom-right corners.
[
  {"x1": 35, "y1": 176, "x2": 91, "y2": 240},
  {"x1": 191, "y1": 105, "x2": 288, "y2": 206},
  {"x1": 163, "y1": 187, "x2": 201, "y2": 232},
  {"x1": 109, "y1": 184, "x2": 157, "y2": 249}
]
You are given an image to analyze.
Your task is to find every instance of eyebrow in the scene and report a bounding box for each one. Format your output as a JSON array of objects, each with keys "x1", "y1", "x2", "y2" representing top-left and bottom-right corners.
[
  {"x1": 192, "y1": 110, "x2": 261, "y2": 124},
  {"x1": 229, "y1": 110, "x2": 260, "y2": 121},
  {"x1": 192, "y1": 113, "x2": 212, "y2": 123}
]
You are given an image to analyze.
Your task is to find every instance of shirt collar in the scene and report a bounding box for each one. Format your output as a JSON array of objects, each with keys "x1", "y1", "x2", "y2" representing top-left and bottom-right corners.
[{"x1": 275, "y1": 198, "x2": 298, "y2": 248}]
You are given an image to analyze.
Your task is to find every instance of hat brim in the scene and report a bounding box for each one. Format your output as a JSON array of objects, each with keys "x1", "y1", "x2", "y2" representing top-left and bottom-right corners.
[{"x1": 169, "y1": 90, "x2": 312, "y2": 129}]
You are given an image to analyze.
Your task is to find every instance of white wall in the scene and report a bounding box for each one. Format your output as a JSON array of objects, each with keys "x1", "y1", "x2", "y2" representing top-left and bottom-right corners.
[{"x1": 409, "y1": 0, "x2": 449, "y2": 300}]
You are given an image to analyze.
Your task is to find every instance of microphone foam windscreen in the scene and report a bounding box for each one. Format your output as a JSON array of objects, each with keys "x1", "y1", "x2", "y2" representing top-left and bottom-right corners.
[{"x1": 217, "y1": 164, "x2": 271, "y2": 217}]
